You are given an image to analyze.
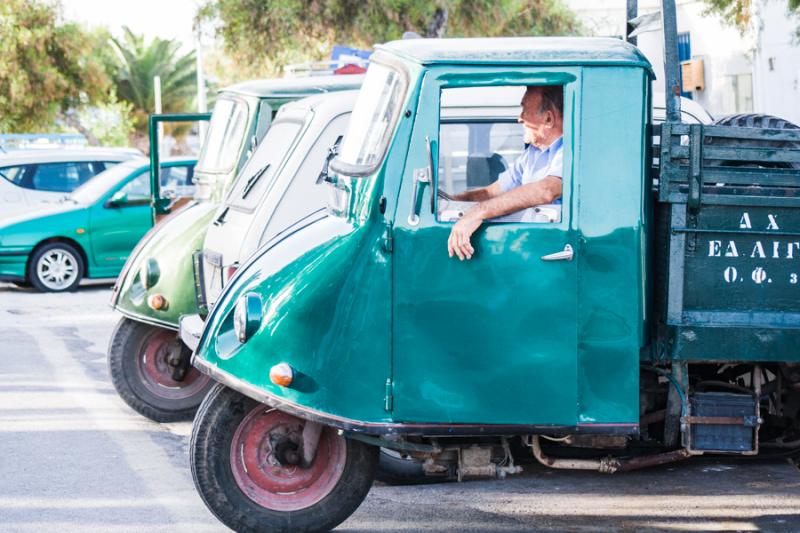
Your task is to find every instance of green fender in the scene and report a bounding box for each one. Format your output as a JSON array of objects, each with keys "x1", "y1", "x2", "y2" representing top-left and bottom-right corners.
[
  {"x1": 193, "y1": 211, "x2": 393, "y2": 426},
  {"x1": 111, "y1": 201, "x2": 219, "y2": 329}
]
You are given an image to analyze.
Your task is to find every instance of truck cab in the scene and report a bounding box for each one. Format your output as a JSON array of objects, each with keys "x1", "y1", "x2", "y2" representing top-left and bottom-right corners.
[{"x1": 107, "y1": 74, "x2": 363, "y2": 423}]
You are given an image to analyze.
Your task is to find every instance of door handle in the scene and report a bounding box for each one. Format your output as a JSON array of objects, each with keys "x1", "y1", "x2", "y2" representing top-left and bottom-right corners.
[{"x1": 541, "y1": 244, "x2": 573, "y2": 262}]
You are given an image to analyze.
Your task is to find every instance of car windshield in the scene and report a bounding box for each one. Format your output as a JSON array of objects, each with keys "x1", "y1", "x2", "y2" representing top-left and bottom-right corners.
[
  {"x1": 333, "y1": 62, "x2": 405, "y2": 173},
  {"x1": 225, "y1": 118, "x2": 305, "y2": 212},
  {"x1": 69, "y1": 159, "x2": 147, "y2": 205},
  {"x1": 195, "y1": 97, "x2": 249, "y2": 174}
]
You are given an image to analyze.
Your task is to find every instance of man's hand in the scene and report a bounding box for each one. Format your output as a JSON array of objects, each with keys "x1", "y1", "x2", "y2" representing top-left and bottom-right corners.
[{"x1": 448, "y1": 212, "x2": 483, "y2": 260}]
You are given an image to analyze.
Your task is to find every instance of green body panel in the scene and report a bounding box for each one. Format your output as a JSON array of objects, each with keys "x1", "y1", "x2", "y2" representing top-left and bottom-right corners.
[
  {"x1": 112, "y1": 76, "x2": 364, "y2": 329},
  {"x1": 0, "y1": 162, "x2": 190, "y2": 281},
  {"x1": 112, "y1": 202, "x2": 218, "y2": 329},
  {"x1": 194, "y1": 46, "x2": 651, "y2": 429}
]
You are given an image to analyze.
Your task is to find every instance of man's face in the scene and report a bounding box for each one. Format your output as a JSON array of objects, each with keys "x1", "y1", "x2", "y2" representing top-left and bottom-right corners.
[{"x1": 518, "y1": 90, "x2": 550, "y2": 148}]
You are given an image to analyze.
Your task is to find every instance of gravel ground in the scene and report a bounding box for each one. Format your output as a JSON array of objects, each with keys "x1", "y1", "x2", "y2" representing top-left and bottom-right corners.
[{"x1": 2, "y1": 281, "x2": 800, "y2": 532}]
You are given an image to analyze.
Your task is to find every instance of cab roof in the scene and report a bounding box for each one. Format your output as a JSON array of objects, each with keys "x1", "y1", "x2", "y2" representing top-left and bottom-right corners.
[
  {"x1": 220, "y1": 74, "x2": 365, "y2": 99},
  {"x1": 376, "y1": 37, "x2": 652, "y2": 72}
]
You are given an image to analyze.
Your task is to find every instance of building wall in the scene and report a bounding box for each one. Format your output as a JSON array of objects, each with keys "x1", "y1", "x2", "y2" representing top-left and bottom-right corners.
[
  {"x1": 565, "y1": 0, "x2": 800, "y2": 124},
  {"x1": 752, "y1": 0, "x2": 800, "y2": 124}
]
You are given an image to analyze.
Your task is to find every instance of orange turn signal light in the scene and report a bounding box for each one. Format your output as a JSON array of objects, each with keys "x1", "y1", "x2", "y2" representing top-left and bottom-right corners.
[
  {"x1": 76, "y1": 228, "x2": 86, "y2": 234},
  {"x1": 269, "y1": 363, "x2": 294, "y2": 387},
  {"x1": 147, "y1": 293, "x2": 168, "y2": 311}
]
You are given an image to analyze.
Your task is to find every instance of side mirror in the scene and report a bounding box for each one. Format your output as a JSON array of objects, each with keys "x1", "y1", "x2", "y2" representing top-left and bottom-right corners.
[{"x1": 106, "y1": 191, "x2": 128, "y2": 208}]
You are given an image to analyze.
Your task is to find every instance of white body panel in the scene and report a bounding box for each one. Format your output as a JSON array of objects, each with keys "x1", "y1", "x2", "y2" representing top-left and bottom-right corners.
[{"x1": 0, "y1": 149, "x2": 139, "y2": 221}]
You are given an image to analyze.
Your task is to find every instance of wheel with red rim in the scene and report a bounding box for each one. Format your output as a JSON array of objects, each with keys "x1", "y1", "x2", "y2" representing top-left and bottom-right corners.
[
  {"x1": 191, "y1": 383, "x2": 378, "y2": 533},
  {"x1": 108, "y1": 317, "x2": 213, "y2": 422}
]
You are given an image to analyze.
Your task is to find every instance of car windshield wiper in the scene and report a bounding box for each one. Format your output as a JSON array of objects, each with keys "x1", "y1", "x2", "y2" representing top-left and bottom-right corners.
[{"x1": 241, "y1": 163, "x2": 270, "y2": 199}]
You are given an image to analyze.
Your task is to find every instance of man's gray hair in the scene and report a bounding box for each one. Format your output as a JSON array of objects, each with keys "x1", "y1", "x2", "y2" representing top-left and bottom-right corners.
[{"x1": 527, "y1": 85, "x2": 563, "y2": 117}]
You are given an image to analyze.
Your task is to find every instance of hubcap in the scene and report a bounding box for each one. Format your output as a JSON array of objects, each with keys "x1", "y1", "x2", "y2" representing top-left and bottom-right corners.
[
  {"x1": 136, "y1": 329, "x2": 210, "y2": 400},
  {"x1": 36, "y1": 249, "x2": 79, "y2": 290},
  {"x1": 230, "y1": 407, "x2": 346, "y2": 511}
]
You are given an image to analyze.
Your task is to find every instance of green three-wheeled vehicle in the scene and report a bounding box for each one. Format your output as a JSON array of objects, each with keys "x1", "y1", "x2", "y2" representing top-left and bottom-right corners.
[{"x1": 183, "y1": 2, "x2": 800, "y2": 531}]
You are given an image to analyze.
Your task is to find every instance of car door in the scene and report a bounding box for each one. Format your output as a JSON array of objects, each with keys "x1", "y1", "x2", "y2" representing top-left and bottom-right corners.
[
  {"x1": 391, "y1": 75, "x2": 580, "y2": 426},
  {"x1": 88, "y1": 170, "x2": 153, "y2": 271}
]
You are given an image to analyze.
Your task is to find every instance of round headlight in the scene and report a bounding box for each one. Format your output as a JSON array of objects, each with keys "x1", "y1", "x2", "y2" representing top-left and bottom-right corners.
[
  {"x1": 139, "y1": 258, "x2": 160, "y2": 289},
  {"x1": 233, "y1": 292, "x2": 262, "y2": 344}
]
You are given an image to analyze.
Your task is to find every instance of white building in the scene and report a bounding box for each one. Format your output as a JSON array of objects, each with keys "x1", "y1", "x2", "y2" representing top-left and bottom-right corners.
[{"x1": 565, "y1": 0, "x2": 800, "y2": 124}]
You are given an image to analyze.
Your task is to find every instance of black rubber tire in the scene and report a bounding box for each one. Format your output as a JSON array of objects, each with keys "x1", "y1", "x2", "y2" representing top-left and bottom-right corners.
[
  {"x1": 27, "y1": 241, "x2": 84, "y2": 292},
  {"x1": 108, "y1": 317, "x2": 212, "y2": 422},
  {"x1": 710, "y1": 113, "x2": 800, "y2": 169},
  {"x1": 191, "y1": 383, "x2": 378, "y2": 533},
  {"x1": 376, "y1": 448, "x2": 447, "y2": 485}
]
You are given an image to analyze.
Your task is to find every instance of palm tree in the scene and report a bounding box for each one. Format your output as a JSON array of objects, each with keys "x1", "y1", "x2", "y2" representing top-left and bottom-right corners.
[{"x1": 110, "y1": 27, "x2": 197, "y2": 141}]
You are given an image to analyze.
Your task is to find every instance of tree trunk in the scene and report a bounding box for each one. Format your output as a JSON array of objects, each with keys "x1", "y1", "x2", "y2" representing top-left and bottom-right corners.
[{"x1": 59, "y1": 111, "x2": 101, "y2": 146}]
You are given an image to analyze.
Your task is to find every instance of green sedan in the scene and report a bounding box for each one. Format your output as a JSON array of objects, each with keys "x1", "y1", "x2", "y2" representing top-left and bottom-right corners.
[{"x1": 0, "y1": 157, "x2": 196, "y2": 292}]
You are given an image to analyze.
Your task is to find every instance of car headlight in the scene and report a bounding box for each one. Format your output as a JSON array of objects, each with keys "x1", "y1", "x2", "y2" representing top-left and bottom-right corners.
[
  {"x1": 139, "y1": 258, "x2": 160, "y2": 289},
  {"x1": 233, "y1": 292, "x2": 263, "y2": 344}
]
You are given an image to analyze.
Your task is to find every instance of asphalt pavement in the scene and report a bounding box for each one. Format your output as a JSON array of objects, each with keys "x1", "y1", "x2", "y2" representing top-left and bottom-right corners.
[{"x1": 2, "y1": 281, "x2": 800, "y2": 532}]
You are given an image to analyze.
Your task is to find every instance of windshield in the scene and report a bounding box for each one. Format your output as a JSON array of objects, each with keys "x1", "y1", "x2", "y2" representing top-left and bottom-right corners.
[
  {"x1": 69, "y1": 159, "x2": 146, "y2": 205},
  {"x1": 225, "y1": 118, "x2": 304, "y2": 212},
  {"x1": 333, "y1": 62, "x2": 406, "y2": 174},
  {"x1": 195, "y1": 97, "x2": 249, "y2": 174}
]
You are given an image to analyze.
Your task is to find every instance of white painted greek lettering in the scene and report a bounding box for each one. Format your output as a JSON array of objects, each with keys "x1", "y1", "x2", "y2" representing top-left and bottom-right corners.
[
  {"x1": 766, "y1": 214, "x2": 779, "y2": 230},
  {"x1": 773, "y1": 241, "x2": 781, "y2": 259},
  {"x1": 788, "y1": 242, "x2": 800, "y2": 259},
  {"x1": 752, "y1": 267, "x2": 767, "y2": 284},
  {"x1": 739, "y1": 212, "x2": 752, "y2": 229},
  {"x1": 751, "y1": 241, "x2": 766, "y2": 259},
  {"x1": 724, "y1": 266, "x2": 738, "y2": 283},
  {"x1": 709, "y1": 240, "x2": 722, "y2": 257},
  {"x1": 725, "y1": 241, "x2": 739, "y2": 257}
]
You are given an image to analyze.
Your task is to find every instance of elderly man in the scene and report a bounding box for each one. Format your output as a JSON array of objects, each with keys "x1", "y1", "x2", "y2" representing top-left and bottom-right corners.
[{"x1": 447, "y1": 85, "x2": 564, "y2": 260}]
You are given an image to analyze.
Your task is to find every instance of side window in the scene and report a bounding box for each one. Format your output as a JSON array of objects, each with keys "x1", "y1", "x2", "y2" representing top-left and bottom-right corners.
[
  {"x1": 160, "y1": 166, "x2": 194, "y2": 197},
  {"x1": 30, "y1": 162, "x2": 96, "y2": 192},
  {"x1": 116, "y1": 172, "x2": 150, "y2": 202},
  {"x1": 438, "y1": 122, "x2": 524, "y2": 195},
  {"x1": 0, "y1": 165, "x2": 28, "y2": 186},
  {"x1": 436, "y1": 85, "x2": 565, "y2": 224}
]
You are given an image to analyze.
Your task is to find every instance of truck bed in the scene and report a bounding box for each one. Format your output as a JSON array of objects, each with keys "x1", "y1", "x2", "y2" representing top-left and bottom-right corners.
[{"x1": 650, "y1": 121, "x2": 800, "y2": 362}]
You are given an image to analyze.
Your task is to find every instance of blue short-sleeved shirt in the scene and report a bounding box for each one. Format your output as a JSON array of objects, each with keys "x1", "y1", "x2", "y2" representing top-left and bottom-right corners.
[
  {"x1": 490, "y1": 136, "x2": 563, "y2": 223},
  {"x1": 497, "y1": 136, "x2": 564, "y2": 195}
]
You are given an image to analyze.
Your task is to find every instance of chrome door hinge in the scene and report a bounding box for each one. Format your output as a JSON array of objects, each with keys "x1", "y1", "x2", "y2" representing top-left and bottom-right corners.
[
  {"x1": 381, "y1": 224, "x2": 393, "y2": 253},
  {"x1": 384, "y1": 378, "x2": 394, "y2": 412}
]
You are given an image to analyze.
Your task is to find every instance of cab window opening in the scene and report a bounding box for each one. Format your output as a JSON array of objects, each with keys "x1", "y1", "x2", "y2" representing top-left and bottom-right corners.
[{"x1": 436, "y1": 84, "x2": 566, "y2": 225}]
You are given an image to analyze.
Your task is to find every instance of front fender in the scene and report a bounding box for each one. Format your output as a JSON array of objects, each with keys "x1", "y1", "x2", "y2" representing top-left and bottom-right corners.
[
  {"x1": 194, "y1": 214, "x2": 391, "y2": 426},
  {"x1": 112, "y1": 202, "x2": 219, "y2": 329}
]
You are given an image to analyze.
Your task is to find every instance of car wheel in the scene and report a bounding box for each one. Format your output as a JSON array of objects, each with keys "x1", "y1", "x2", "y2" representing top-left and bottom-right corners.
[
  {"x1": 108, "y1": 318, "x2": 213, "y2": 422},
  {"x1": 27, "y1": 241, "x2": 84, "y2": 292},
  {"x1": 191, "y1": 383, "x2": 378, "y2": 533}
]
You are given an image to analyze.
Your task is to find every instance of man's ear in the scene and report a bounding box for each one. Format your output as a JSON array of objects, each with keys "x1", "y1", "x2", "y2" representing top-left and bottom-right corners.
[{"x1": 544, "y1": 109, "x2": 555, "y2": 128}]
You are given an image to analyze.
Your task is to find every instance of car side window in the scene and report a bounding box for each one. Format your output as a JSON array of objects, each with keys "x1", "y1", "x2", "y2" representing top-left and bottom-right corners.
[
  {"x1": 0, "y1": 165, "x2": 28, "y2": 185},
  {"x1": 30, "y1": 162, "x2": 97, "y2": 192},
  {"x1": 116, "y1": 172, "x2": 150, "y2": 202}
]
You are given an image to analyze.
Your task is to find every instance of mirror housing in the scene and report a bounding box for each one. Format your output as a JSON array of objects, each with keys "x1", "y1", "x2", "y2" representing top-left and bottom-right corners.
[{"x1": 106, "y1": 191, "x2": 128, "y2": 208}]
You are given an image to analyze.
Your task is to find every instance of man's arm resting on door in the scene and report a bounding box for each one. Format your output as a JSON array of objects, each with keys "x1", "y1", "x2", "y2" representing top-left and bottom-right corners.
[{"x1": 447, "y1": 176, "x2": 562, "y2": 261}]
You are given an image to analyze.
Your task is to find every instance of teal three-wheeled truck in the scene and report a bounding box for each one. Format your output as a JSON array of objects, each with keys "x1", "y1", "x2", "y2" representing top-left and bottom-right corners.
[{"x1": 186, "y1": 1, "x2": 800, "y2": 531}]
